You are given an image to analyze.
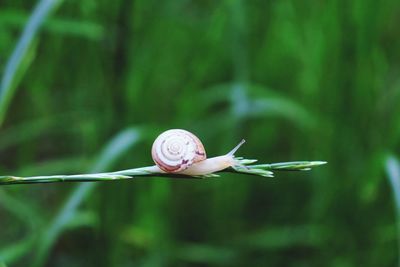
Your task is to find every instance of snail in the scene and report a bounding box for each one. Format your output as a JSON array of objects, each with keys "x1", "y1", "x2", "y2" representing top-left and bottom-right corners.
[{"x1": 151, "y1": 129, "x2": 245, "y2": 176}]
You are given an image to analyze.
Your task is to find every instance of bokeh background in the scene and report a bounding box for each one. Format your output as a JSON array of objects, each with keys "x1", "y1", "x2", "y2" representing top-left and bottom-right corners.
[{"x1": 1, "y1": 0, "x2": 400, "y2": 266}]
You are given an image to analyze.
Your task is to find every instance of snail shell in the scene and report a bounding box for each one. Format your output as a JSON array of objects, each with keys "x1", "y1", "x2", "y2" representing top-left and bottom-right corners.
[{"x1": 151, "y1": 129, "x2": 206, "y2": 173}]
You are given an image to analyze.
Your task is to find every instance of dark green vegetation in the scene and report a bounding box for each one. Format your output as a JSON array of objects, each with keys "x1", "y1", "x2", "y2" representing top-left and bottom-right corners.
[{"x1": 1, "y1": 0, "x2": 400, "y2": 266}]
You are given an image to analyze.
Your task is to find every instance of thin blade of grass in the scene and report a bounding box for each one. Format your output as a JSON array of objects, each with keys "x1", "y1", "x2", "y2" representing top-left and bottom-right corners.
[
  {"x1": 385, "y1": 155, "x2": 400, "y2": 267},
  {"x1": 31, "y1": 127, "x2": 142, "y2": 267},
  {"x1": 0, "y1": 128, "x2": 142, "y2": 266},
  {"x1": 0, "y1": 0, "x2": 63, "y2": 126}
]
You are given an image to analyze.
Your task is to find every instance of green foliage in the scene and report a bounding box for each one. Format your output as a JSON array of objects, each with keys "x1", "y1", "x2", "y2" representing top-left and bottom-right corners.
[{"x1": 0, "y1": 0, "x2": 400, "y2": 266}]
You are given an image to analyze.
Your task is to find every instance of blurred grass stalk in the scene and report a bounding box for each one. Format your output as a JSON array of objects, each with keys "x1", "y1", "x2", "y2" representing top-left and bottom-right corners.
[
  {"x1": 31, "y1": 128, "x2": 142, "y2": 267},
  {"x1": 0, "y1": 128, "x2": 142, "y2": 265},
  {"x1": 0, "y1": 0, "x2": 63, "y2": 126},
  {"x1": 385, "y1": 155, "x2": 400, "y2": 267}
]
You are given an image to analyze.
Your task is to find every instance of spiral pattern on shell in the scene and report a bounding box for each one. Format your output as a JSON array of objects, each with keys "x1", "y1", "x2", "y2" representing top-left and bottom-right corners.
[{"x1": 151, "y1": 129, "x2": 206, "y2": 173}]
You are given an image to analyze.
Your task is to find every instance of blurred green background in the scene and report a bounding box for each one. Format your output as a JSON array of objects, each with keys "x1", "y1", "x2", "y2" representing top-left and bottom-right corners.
[{"x1": 1, "y1": 0, "x2": 400, "y2": 266}]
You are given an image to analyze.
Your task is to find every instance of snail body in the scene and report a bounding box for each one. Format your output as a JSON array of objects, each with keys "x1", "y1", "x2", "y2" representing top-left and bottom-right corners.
[{"x1": 151, "y1": 129, "x2": 245, "y2": 176}]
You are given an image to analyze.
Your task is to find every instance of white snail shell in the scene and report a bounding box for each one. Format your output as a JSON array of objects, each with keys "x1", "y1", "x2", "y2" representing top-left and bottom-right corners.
[{"x1": 151, "y1": 129, "x2": 207, "y2": 173}]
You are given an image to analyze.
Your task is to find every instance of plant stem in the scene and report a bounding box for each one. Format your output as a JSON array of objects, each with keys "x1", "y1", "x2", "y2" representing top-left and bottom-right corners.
[{"x1": 0, "y1": 161, "x2": 327, "y2": 185}]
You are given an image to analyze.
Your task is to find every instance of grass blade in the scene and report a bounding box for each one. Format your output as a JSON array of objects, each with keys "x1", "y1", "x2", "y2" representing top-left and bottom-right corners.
[
  {"x1": 0, "y1": 0, "x2": 63, "y2": 125},
  {"x1": 385, "y1": 155, "x2": 400, "y2": 267}
]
